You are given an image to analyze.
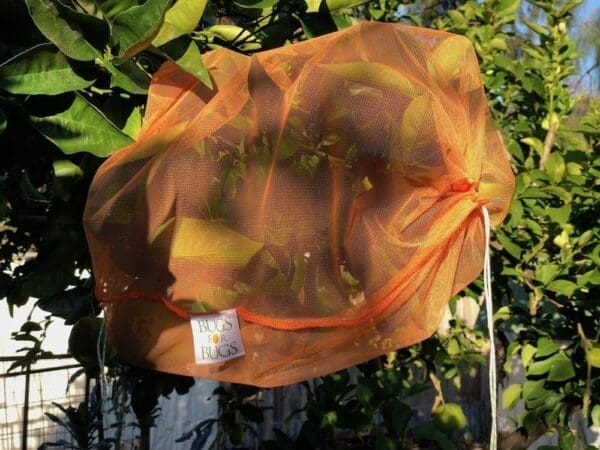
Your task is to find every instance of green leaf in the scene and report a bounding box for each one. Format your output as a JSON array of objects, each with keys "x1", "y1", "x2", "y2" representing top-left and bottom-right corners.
[
  {"x1": 447, "y1": 338, "x2": 460, "y2": 356},
  {"x1": 534, "y1": 264, "x2": 560, "y2": 285},
  {"x1": 587, "y1": 348, "x2": 600, "y2": 368},
  {"x1": 305, "y1": 0, "x2": 321, "y2": 12},
  {"x1": 155, "y1": 217, "x2": 263, "y2": 266},
  {"x1": 521, "y1": 379, "x2": 544, "y2": 400},
  {"x1": 152, "y1": 0, "x2": 208, "y2": 46},
  {"x1": 523, "y1": 19, "x2": 548, "y2": 36},
  {"x1": 77, "y1": 0, "x2": 139, "y2": 19},
  {"x1": 536, "y1": 338, "x2": 559, "y2": 357},
  {"x1": 69, "y1": 316, "x2": 116, "y2": 371},
  {"x1": 325, "y1": 0, "x2": 369, "y2": 11},
  {"x1": 520, "y1": 137, "x2": 544, "y2": 156},
  {"x1": 234, "y1": 0, "x2": 277, "y2": 9},
  {"x1": 545, "y1": 153, "x2": 566, "y2": 183},
  {"x1": 103, "y1": 59, "x2": 150, "y2": 94},
  {"x1": 122, "y1": 106, "x2": 143, "y2": 139},
  {"x1": 432, "y1": 403, "x2": 467, "y2": 433},
  {"x1": 37, "y1": 287, "x2": 95, "y2": 324},
  {"x1": 53, "y1": 160, "x2": 83, "y2": 178},
  {"x1": 592, "y1": 405, "x2": 600, "y2": 427},
  {"x1": 205, "y1": 24, "x2": 252, "y2": 42},
  {"x1": 577, "y1": 270, "x2": 600, "y2": 286},
  {"x1": 521, "y1": 344, "x2": 537, "y2": 367},
  {"x1": 29, "y1": 94, "x2": 133, "y2": 156},
  {"x1": 528, "y1": 351, "x2": 575, "y2": 381},
  {"x1": 356, "y1": 382, "x2": 374, "y2": 405},
  {"x1": 545, "y1": 204, "x2": 571, "y2": 225},
  {"x1": 159, "y1": 37, "x2": 212, "y2": 88},
  {"x1": 0, "y1": 44, "x2": 95, "y2": 95},
  {"x1": 410, "y1": 426, "x2": 456, "y2": 450},
  {"x1": 496, "y1": 0, "x2": 520, "y2": 15},
  {"x1": 496, "y1": 231, "x2": 522, "y2": 259},
  {"x1": 0, "y1": 109, "x2": 6, "y2": 135},
  {"x1": 546, "y1": 279, "x2": 578, "y2": 297},
  {"x1": 111, "y1": 0, "x2": 171, "y2": 60},
  {"x1": 25, "y1": 0, "x2": 108, "y2": 61},
  {"x1": 502, "y1": 384, "x2": 522, "y2": 411}
]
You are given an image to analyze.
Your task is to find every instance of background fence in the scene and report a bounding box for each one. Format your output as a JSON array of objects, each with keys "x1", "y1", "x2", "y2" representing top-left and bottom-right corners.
[{"x1": 0, "y1": 354, "x2": 142, "y2": 450}]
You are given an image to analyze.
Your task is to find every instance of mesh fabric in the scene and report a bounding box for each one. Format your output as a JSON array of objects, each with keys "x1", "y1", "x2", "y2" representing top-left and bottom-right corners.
[{"x1": 84, "y1": 22, "x2": 514, "y2": 387}]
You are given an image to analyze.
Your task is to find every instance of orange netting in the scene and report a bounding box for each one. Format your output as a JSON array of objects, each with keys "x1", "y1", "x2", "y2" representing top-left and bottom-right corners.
[{"x1": 83, "y1": 22, "x2": 514, "y2": 387}]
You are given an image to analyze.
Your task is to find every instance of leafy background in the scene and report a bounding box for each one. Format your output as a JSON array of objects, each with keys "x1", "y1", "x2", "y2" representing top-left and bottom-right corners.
[{"x1": 0, "y1": 0, "x2": 598, "y2": 449}]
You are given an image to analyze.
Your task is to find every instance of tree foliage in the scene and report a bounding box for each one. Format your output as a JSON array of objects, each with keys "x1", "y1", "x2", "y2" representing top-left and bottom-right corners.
[{"x1": 0, "y1": 0, "x2": 598, "y2": 448}]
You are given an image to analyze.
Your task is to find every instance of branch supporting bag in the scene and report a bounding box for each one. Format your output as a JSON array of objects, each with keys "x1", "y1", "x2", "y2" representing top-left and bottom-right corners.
[{"x1": 84, "y1": 22, "x2": 514, "y2": 387}]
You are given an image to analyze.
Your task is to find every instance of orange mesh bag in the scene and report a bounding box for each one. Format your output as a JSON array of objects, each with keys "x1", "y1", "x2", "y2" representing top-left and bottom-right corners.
[{"x1": 83, "y1": 22, "x2": 514, "y2": 387}]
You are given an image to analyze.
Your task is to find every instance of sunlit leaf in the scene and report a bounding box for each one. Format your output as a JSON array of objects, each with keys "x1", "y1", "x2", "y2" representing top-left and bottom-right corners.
[
  {"x1": 325, "y1": 0, "x2": 369, "y2": 11},
  {"x1": 29, "y1": 94, "x2": 133, "y2": 156},
  {"x1": 546, "y1": 279, "x2": 578, "y2": 296},
  {"x1": 432, "y1": 34, "x2": 472, "y2": 80},
  {"x1": 587, "y1": 348, "x2": 600, "y2": 369},
  {"x1": 233, "y1": 0, "x2": 277, "y2": 9},
  {"x1": 159, "y1": 37, "x2": 212, "y2": 88},
  {"x1": 152, "y1": 0, "x2": 208, "y2": 46},
  {"x1": 155, "y1": 217, "x2": 263, "y2": 266},
  {"x1": 53, "y1": 160, "x2": 83, "y2": 179},
  {"x1": 0, "y1": 44, "x2": 95, "y2": 95},
  {"x1": 502, "y1": 384, "x2": 522, "y2": 411}
]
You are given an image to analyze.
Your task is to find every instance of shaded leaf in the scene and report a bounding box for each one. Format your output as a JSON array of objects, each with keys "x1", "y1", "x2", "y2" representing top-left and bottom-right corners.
[
  {"x1": 0, "y1": 44, "x2": 95, "y2": 95},
  {"x1": 25, "y1": 0, "x2": 108, "y2": 61},
  {"x1": 410, "y1": 425, "x2": 456, "y2": 450},
  {"x1": 104, "y1": 59, "x2": 150, "y2": 94},
  {"x1": 77, "y1": 0, "x2": 138, "y2": 20},
  {"x1": 37, "y1": 287, "x2": 98, "y2": 325},
  {"x1": 29, "y1": 94, "x2": 133, "y2": 156},
  {"x1": 112, "y1": 0, "x2": 171, "y2": 60},
  {"x1": 68, "y1": 316, "x2": 115, "y2": 372},
  {"x1": 382, "y1": 399, "x2": 412, "y2": 437},
  {"x1": 0, "y1": 108, "x2": 6, "y2": 134}
]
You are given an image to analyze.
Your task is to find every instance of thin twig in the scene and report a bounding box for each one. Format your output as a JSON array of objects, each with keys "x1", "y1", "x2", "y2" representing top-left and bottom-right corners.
[{"x1": 539, "y1": 121, "x2": 558, "y2": 169}]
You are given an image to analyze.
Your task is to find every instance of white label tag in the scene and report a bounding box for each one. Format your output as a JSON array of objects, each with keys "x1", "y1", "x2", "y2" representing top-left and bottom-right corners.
[{"x1": 190, "y1": 309, "x2": 245, "y2": 365}]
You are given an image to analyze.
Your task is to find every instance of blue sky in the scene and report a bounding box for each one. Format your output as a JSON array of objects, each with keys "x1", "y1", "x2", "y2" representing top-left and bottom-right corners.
[{"x1": 574, "y1": 0, "x2": 599, "y2": 92}]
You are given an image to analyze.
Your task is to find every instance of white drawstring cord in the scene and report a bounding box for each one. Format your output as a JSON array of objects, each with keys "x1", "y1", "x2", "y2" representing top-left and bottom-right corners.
[
  {"x1": 96, "y1": 317, "x2": 109, "y2": 429},
  {"x1": 482, "y1": 206, "x2": 497, "y2": 450}
]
